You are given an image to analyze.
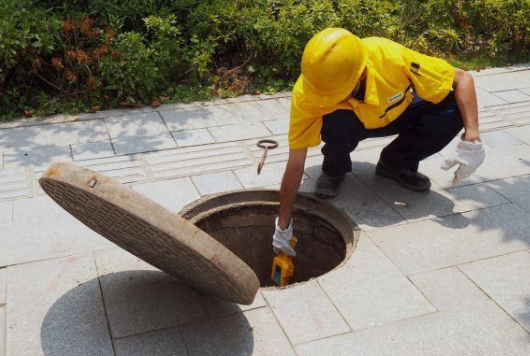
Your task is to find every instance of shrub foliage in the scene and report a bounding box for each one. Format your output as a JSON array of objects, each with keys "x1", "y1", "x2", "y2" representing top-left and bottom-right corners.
[{"x1": 1, "y1": 0, "x2": 529, "y2": 118}]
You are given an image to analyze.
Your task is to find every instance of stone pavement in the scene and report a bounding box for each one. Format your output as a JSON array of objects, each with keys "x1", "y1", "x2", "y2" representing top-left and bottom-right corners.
[{"x1": 1, "y1": 65, "x2": 530, "y2": 355}]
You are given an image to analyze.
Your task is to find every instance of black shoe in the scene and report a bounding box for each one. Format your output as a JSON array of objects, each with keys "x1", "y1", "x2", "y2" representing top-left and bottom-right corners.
[
  {"x1": 315, "y1": 173, "x2": 345, "y2": 199},
  {"x1": 376, "y1": 160, "x2": 431, "y2": 191}
]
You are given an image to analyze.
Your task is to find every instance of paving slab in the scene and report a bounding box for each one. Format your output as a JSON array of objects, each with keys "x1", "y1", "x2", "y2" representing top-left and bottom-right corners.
[
  {"x1": 493, "y1": 90, "x2": 530, "y2": 103},
  {"x1": 4, "y1": 145, "x2": 72, "y2": 170},
  {"x1": 6, "y1": 255, "x2": 114, "y2": 356},
  {"x1": 145, "y1": 143, "x2": 250, "y2": 180},
  {"x1": 319, "y1": 237, "x2": 435, "y2": 331},
  {"x1": 71, "y1": 141, "x2": 115, "y2": 161},
  {"x1": 368, "y1": 204, "x2": 530, "y2": 275},
  {"x1": 95, "y1": 249, "x2": 206, "y2": 339},
  {"x1": 475, "y1": 69, "x2": 530, "y2": 91},
  {"x1": 13, "y1": 195, "x2": 71, "y2": 222},
  {"x1": 482, "y1": 130, "x2": 523, "y2": 148},
  {"x1": 208, "y1": 122, "x2": 271, "y2": 143},
  {"x1": 262, "y1": 281, "x2": 351, "y2": 345},
  {"x1": 0, "y1": 201, "x2": 13, "y2": 223},
  {"x1": 486, "y1": 175, "x2": 530, "y2": 213},
  {"x1": 132, "y1": 178, "x2": 200, "y2": 213},
  {"x1": 461, "y1": 251, "x2": 530, "y2": 332},
  {"x1": 504, "y1": 125, "x2": 530, "y2": 145},
  {"x1": 420, "y1": 144, "x2": 530, "y2": 189},
  {"x1": 486, "y1": 101, "x2": 530, "y2": 125},
  {"x1": 112, "y1": 133, "x2": 177, "y2": 155},
  {"x1": 476, "y1": 87, "x2": 508, "y2": 107},
  {"x1": 105, "y1": 112, "x2": 169, "y2": 139},
  {"x1": 198, "y1": 291, "x2": 266, "y2": 319},
  {"x1": 446, "y1": 183, "x2": 510, "y2": 210},
  {"x1": 409, "y1": 267, "x2": 489, "y2": 310},
  {"x1": 160, "y1": 104, "x2": 248, "y2": 131},
  {"x1": 302, "y1": 170, "x2": 406, "y2": 231},
  {"x1": 171, "y1": 128, "x2": 215, "y2": 147},
  {"x1": 75, "y1": 155, "x2": 148, "y2": 184},
  {"x1": 351, "y1": 149, "x2": 471, "y2": 221},
  {"x1": 0, "y1": 307, "x2": 4, "y2": 356},
  {"x1": 234, "y1": 161, "x2": 289, "y2": 189},
  {"x1": 0, "y1": 268, "x2": 5, "y2": 305},
  {"x1": 180, "y1": 307, "x2": 296, "y2": 356},
  {"x1": 191, "y1": 171, "x2": 243, "y2": 196},
  {"x1": 277, "y1": 97, "x2": 291, "y2": 111},
  {"x1": 0, "y1": 120, "x2": 108, "y2": 148},
  {"x1": 478, "y1": 111, "x2": 512, "y2": 131},
  {"x1": 296, "y1": 300, "x2": 530, "y2": 356},
  {"x1": 263, "y1": 119, "x2": 289, "y2": 135},
  {"x1": 0, "y1": 214, "x2": 115, "y2": 267},
  {"x1": 240, "y1": 99, "x2": 288, "y2": 122},
  {"x1": 114, "y1": 327, "x2": 188, "y2": 356}
]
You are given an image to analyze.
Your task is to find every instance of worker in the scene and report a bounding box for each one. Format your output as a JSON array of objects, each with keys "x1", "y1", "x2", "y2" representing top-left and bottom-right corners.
[{"x1": 272, "y1": 28, "x2": 485, "y2": 256}]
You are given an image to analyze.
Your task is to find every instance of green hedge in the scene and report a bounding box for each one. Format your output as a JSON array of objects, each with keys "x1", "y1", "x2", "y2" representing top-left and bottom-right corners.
[{"x1": 1, "y1": 0, "x2": 529, "y2": 118}]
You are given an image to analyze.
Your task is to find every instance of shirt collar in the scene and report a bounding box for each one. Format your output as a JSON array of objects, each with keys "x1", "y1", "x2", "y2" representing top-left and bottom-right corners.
[{"x1": 347, "y1": 60, "x2": 379, "y2": 108}]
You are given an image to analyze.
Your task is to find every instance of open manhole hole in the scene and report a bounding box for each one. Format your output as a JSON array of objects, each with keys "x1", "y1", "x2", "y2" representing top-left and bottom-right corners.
[{"x1": 181, "y1": 190, "x2": 359, "y2": 287}]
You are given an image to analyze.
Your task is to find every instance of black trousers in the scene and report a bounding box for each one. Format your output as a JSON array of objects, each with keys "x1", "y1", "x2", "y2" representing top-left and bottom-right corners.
[{"x1": 321, "y1": 92, "x2": 464, "y2": 175}]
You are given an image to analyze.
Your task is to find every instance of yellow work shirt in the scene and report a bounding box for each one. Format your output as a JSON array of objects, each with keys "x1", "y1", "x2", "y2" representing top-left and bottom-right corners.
[{"x1": 289, "y1": 37, "x2": 456, "y2": 150}]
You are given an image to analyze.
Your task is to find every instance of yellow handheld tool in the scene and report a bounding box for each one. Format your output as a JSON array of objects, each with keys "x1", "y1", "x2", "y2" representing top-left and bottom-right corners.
[{"x1": 271, "y1": 237, "x2": 297, "y2": 287}]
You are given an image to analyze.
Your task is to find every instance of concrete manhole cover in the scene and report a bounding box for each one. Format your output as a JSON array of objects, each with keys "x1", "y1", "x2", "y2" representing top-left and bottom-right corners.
[
  {"x1": 181, "y1": 190, "x2": 359, "y2": 287},
  {"x1": 39, "y1": 163, "x2": 259, "y2": 305}
]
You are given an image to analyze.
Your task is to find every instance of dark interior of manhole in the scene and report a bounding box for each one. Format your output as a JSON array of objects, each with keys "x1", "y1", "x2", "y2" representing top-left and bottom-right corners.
[{"x1": 191, "y1": 204, "x2": 349, "y2": 287}]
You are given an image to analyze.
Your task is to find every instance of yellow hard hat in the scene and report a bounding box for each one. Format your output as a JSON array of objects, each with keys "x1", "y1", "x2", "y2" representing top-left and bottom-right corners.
[{"x1": 301, "y1": 28, "x2": 369, "y2": 107}]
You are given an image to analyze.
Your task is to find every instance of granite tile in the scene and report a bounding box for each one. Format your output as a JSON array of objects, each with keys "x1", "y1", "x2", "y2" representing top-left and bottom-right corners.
[
  {"x1": 409, "y1": 267, "x2": 489, "y2": 310},
  {"x1": 263, "y1": 119, "x2": 289, "y2": 135},
  {"x1": 12, "y1": 195, "x2": 71, "y2": 222},
  {"x1": 368, "y1": 204, "x2": 530, "y2": 275},
  {"x1": 481, "y1": 130, "x2": 522, "y2": 148},
  {"x1": 208, "y1": 122, "x2": 271, "y2": 143},
  {"x1": 132, "y1": 178, "x2": 200, "y2": 213},
  {"x1": 263, "y1": 281, "x2": 351, "y2": 345},
  {"x1": 181, "y1": 307, "x2": 296, "y2": 356},
  {"x1": 172, "y1": 129, "x2": 215, "y2": 147},
  {"x1": 475, "y1": 87, "x2": 508, "y2": 107},
  {"x1": 475, "y1": 69, "x2": 530, "y2": 91},
  {"x1": 6, "y1": 255, "x2": 114, "y2": 356},
  {"x1": 0, "y1": 214, "x2": 115, "y2": 267},
  {"x1": 234, "y1": 161, "x2": 288, "y2": 189},
  {"x1": 160, "y1": 104, "x2": 248, "y2": 131},
  {"x1": 319, "y1": 236, "x2": 435, "y2": 330},
  {"x1": 0, "y1": 268, "x2": 5, "y2": 305},
  {"x1": 71, "y1": 141, "x2": 115, "y2": 161},
  {"x1": 504, "y1": 125, "x2": 530, "y2": 145},
  {"x1": 240, "y1": 99, "x2": 288, "y2": 122},
  {"x1": 114, "y1": 327, "x2": 188, "y2": 356},
  {"x1": 4, "y1": 145, "x2": 72, "y2": 170},
  {"x1": 493, "y1": 90, "x2": 530, "y2": 103},
  {"x1": 461, "y1": 251, "x2": 530, "y2": 332},
  {"x1": 95, "y1": 249, "x2": 206, "y2": 338},
  {"x1": 105, "y1": 112, "x2": 169, "y2": 139},
  {"x1": 0, "y1": 201, "x2": 13, "y2": 223},
  {"x1": 486, "y1": 175, "x2": 530, "y2": 213},
  {"x1": 198, "y1": 291, "x2": 267, "y2": 319},
  {"x1": 112, "y1": 133, "x2": 177, "y2": 155},
  {"x1": 296, "y1": 300, "x2": 530, "y2": 356},
  {"x1": 446, "y1": 183, "x2": 510, "y2": 210},
  {"x1": 191, "y1": 171, "x2": 243, "y2": 196},
  {"x1": 0, "y1": 306, "x2": 4, "y2": 356}
]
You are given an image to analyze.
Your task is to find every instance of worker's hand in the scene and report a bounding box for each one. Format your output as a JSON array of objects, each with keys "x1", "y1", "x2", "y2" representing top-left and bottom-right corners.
[
  {"x1": 441, "y1": 137, "x2": 485, "y2": 185},
  {"x1": 272, "y1": 217, "x2": 296, "y2": 257}
]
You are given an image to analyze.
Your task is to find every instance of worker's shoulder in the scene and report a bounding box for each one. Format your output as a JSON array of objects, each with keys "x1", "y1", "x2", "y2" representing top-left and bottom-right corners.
[{"x1": 362, "y1": 37, "x2": 406, "y2": 62}]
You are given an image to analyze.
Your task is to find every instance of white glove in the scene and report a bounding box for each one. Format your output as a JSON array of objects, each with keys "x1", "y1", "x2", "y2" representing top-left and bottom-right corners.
[
  {"x1": 441, "y1": 137, "x2": 485, "y2": 185},
  {"x1": 272, "y1": 217, "x2": 296, "y2": 256}
]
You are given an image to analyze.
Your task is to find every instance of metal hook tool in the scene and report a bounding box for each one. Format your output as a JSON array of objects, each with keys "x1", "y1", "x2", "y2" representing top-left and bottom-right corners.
[{"x1": 257, "y1": 139, "x2": 279, "y2": 175}]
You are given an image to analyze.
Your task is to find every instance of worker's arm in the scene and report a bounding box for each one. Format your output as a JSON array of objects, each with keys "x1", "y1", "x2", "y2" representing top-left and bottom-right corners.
[
  {"x1": 452, "y1": 68, "x2": 481, "y2": 141},
  {"x1": 278, "y1": 148, "x2": 308, "y2": 229}
]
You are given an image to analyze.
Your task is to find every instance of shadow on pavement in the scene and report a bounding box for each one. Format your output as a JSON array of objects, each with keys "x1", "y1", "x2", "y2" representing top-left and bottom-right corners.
[{"x1": 41, "y1": 271, "x2": 253, "y2": 356}]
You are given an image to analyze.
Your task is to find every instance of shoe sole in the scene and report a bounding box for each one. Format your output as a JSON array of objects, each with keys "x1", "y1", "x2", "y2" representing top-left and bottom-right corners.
[
  {"x1": 376, "y1": 164, "x2": 431, "y2": 192},
  {"x1": 315, "y1": 176, "x2": 345, "y2": 199}
]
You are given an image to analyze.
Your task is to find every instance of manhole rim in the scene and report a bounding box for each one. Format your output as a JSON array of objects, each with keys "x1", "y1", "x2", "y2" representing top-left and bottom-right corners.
[{"x1": 180, "y1": 189, "x2": 361, "y2": 290}]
